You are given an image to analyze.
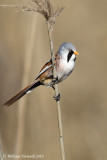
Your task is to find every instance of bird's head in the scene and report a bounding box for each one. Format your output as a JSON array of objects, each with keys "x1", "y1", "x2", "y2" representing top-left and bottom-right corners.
[{"x1": 58, "y1": 42, "x2": 79, "y2": 62}]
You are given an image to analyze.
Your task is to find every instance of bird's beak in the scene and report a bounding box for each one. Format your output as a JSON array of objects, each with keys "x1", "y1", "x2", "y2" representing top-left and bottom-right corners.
[{"x1": 74, "y1": 51, "x2": 79, "y2": 55}]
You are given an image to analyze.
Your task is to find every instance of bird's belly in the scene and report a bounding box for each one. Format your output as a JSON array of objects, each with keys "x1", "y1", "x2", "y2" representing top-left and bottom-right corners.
[{"x1": 56, "y1": 60, "x2": 75, "y2": 82}]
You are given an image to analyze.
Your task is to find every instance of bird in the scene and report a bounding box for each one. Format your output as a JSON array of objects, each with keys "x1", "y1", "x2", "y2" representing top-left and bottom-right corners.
[{"x1": 4, "y1": 42, "x2": 79, "y2": 106}]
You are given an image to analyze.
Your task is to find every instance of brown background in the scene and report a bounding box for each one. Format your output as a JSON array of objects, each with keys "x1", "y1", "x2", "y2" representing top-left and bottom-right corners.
[{"x1": 0, "y1": 0, "x2": 107, "y2": 160}]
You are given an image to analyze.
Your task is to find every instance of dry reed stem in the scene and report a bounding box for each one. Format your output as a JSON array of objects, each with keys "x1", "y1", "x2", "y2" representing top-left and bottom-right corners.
[
  {"x1": 15, "y1": 15, "x2": 37, "y2": 154},
  {"x1": 47, "y1": 21, "x2": 65, "y2": 160}
]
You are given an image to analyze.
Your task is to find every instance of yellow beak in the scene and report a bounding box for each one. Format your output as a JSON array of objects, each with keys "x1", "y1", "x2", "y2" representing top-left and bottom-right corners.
[{"x1": 74, "y1": 51, "x2": 79, "y2": 55}]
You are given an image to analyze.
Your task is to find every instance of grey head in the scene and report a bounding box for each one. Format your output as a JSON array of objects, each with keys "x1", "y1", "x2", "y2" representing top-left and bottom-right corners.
[
  {"x1": 58, "y1": 42, "x2": 76, "y2": 52},
  {"x1": 58, "y1": 42, "x2": 78, "y2": 62}
]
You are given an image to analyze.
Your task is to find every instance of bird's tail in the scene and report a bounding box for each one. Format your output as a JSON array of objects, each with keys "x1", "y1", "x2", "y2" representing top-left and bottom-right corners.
[{"x1": 3, "y1": 79, "x2": 41, "y2": 106}]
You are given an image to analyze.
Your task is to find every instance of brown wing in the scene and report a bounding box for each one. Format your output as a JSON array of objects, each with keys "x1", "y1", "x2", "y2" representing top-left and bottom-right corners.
[
  {"x1": 37, "y1": 53, "x2": 60, "y2": 86},
  {"x1": 37, "y1": 60, "x2": 52, "y2": 85},
  {"x1": 39, "y1": 52, "x2": 60, "y2": 73},
  {"x1": 39, "y1": 59, "x2": 52, "y2": 72}
]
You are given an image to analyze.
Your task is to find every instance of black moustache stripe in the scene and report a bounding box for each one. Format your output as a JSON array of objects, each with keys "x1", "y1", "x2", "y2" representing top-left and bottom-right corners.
[{"x1": 67, "y1": 50, "x2": 74, "y2": 62}]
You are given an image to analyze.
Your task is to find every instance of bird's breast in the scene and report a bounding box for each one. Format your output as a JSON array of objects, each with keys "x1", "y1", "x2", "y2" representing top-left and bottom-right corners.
[{"x1": 56, "y1": 59, "x2": 75, "y2": 82}]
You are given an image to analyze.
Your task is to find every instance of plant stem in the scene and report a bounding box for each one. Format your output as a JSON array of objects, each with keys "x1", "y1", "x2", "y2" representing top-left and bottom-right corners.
[{"x1": 47, "y1": 22, "x2": 66, "y2": 160}]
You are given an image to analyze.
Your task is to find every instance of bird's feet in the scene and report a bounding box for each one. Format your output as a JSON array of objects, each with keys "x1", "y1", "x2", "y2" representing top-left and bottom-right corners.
[{"x1": 53, "y1": 93, "x2": 60, "y2": 102}]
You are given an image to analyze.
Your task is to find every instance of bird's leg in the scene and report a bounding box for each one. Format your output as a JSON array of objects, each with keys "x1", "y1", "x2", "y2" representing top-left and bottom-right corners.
[
  {"x1": 52, "y1": 76, "x2": 58, "y2": 83},
  {"x1": 52, "y1": 85, "x2": 55, "y2": 90},
  {"x1": 52, "y1": 85, "x2": 60, "y2": 102}
]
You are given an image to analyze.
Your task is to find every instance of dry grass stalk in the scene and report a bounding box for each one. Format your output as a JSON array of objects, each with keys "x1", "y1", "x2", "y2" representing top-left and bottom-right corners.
[{"x1": 1, "y1": 0, "x2": 65, "y2": 160}]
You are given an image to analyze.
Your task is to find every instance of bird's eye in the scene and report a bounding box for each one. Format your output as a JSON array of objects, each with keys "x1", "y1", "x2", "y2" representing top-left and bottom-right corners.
[
  {"x1": 67, "y1": 50, "x2": 74, "y2": 62},
  {"x1": 69, "y1": 50, "x2": 74, "y2": 55}
]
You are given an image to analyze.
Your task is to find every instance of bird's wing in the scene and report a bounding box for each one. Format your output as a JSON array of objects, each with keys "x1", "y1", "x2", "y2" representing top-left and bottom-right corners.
[
  {"x1": 36, "y1": 53, "x2": 60, "y2": 85},
  {"x1": 36, "y1": 59, "x2": 52, "y2": 80}
]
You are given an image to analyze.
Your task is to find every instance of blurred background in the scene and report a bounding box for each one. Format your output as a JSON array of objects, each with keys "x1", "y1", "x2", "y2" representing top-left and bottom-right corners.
[{"x1": 0, "y1": 0, "x2": 107, "y2": 160}]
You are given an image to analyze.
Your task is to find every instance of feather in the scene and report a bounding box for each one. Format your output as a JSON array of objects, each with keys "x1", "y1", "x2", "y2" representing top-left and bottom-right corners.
[{"x1": 3, "y1": 79, "x2": 41, "y2": 106}]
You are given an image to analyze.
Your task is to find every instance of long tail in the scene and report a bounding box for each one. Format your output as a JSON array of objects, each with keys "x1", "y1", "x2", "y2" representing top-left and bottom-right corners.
[{"x1": 3, "y1": 79, "x2": 41, "y2": 106}]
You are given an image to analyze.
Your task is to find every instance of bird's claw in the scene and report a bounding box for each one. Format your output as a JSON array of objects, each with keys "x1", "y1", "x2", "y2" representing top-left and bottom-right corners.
[{"x1": 53, "y1": 93, "x2": 60, "y2": 102}]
